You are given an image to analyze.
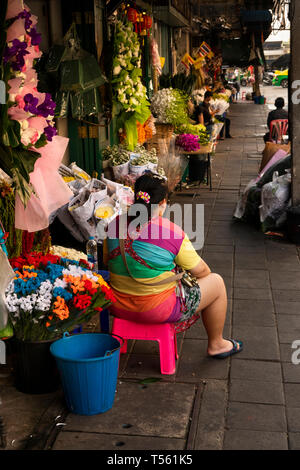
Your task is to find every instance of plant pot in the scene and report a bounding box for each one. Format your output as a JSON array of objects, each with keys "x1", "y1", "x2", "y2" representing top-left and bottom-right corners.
[{"x1": 10, "y1": 337, "x2": 61, "y2": 394}]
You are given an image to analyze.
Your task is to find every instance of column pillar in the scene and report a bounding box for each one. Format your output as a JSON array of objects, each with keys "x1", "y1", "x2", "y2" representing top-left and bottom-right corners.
[{"x1": 290, "y1": 0, "x2": 300, "y2": 205}]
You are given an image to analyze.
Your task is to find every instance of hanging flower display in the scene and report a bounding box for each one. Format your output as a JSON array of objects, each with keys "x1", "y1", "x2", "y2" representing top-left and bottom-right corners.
[
  {"x1": 0, "y1": 1, "x2": 58, "y2": 206},
  {"x1": 112, "y1": 19, "x2": 151, "y2": 150}
]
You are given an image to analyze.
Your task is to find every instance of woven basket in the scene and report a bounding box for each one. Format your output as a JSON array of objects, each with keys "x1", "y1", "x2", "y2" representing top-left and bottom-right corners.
[{"x1": 146, "y1": 123, "x2": 174, "y2": 153}]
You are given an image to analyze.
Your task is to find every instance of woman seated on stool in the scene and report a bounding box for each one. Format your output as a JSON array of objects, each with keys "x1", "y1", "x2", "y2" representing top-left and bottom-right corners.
[{"x1": 103, "y1": 174, "x2": 243, "y2": 359}]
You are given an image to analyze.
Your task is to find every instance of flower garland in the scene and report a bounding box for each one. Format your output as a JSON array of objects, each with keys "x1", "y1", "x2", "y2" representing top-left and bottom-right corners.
[{"x1": 6, "y1": 252, "x2": 116, "y2": 341}]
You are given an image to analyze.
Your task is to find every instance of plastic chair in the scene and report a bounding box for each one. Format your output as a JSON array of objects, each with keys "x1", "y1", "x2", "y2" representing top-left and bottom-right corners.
[
  {"x1": 269, "y1": 119, "x2": 289, "y2": 144},
  {"x1": 111, "y1": 317, "x2": 179, "y2": 375}
]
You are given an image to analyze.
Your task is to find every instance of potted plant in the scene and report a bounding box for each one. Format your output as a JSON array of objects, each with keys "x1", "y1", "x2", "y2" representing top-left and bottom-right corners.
[{"x1": 5, "y1": 252, "x2": 116, "y2": 393}]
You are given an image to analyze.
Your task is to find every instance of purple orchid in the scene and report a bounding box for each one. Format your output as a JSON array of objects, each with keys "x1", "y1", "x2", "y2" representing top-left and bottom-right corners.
[
  {"x1": 3, "y1": 39, "x2": 30, "y2": 71},
  {"x1": 27, "y1": 27, "x2": 42, "y2": 46},
  {"x1": 23, "y1": 93, "x2": 39, "y2": 114},
  {"x1": 44, "y1": 124, "x2": 57, "y2": 142},
  {"x1": 17, "y1": 9, "x2": 32, "y2": 31},
  {"x1": 36, "y1": 93, "x2": 56, "y2": 118}
]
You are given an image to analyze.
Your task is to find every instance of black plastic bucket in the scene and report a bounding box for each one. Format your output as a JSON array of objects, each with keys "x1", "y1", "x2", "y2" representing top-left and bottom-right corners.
[{"x1": 11, "y1": 337, "x2": 61, "y2": 394}]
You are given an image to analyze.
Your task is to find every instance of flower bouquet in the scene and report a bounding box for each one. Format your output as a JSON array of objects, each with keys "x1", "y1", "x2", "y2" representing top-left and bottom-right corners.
[
  {"x1": 150, "y1": 88, "x2": 189, "y2": 127},
  {"x1": 175, "y1": 134, "x2": 201, "y2": 152},
  {"x1": 5, "y1": 252, "x2": 116, "y2": 341}
]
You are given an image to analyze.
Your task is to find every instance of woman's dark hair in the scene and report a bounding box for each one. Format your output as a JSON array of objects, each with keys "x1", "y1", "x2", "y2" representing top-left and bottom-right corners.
[
  {"x1": 204, "y1": 91, "x2": 213, "y2": 100},
  {"x1": 275, "y1": 97, "x2": 285, "y2": 109},
  {"x1": 133, "y1": 173, "x2": 168, "y2": 220}
]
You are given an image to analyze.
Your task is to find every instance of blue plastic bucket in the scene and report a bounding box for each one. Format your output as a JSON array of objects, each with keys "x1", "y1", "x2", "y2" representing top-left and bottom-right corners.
[
  {"x1": 50, "y1": 333, "x2": 123, "y2": 415},
  {"x1": 254, "y1": 96, "x2": 259, "y2": 104}
]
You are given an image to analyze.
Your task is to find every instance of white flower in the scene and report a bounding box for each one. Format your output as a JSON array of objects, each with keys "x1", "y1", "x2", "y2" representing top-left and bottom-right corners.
[{"x1": 113, "y1": 65, "x2": 122, "y2": 75}]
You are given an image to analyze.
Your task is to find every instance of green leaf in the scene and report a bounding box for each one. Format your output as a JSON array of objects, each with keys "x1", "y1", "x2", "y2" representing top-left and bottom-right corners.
[
  {"x1": 139, "y1": 377, "x2": 162, "y2": 385},
  {"x1": 34, "y1": 133, "x2": 47, "y2": 148}
]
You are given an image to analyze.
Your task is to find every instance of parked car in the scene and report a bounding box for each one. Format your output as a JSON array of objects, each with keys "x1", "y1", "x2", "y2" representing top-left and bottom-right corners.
[{"x1": 272, "y1": 69, "x2": 289, "y2": 88}]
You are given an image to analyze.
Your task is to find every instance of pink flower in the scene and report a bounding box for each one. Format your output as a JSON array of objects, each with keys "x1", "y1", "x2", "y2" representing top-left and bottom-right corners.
[{"x1": 15, "y1": 94, "x2": 25, "y2": 109}]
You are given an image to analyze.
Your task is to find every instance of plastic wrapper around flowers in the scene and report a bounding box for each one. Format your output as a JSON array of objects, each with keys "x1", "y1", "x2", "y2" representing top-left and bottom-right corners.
[{"x1": 15, "y1": 136, "x2": 73, "y2": 232}]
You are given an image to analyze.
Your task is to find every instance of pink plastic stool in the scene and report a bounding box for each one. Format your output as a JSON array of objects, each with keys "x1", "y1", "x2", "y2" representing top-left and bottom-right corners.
[{"x1": 111, "y1": 317, "x2": 179, "y2": 375}]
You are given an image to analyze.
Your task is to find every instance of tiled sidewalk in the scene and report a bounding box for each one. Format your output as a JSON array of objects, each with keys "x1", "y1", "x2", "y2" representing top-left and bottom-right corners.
[{"x1": 1, "y1": 101, "x2": 300, "y2": 451}]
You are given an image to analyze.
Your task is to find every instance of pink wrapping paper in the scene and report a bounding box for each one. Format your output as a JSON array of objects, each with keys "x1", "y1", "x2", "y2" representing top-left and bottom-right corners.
[
  {"x1": 6, "y1": 17, "x2": 26, "y2": 42},
  {"x1": 15, "y1": 136, "x2": 73, "y2": 232},
  {"x1": 255, "y1": 150, "x2": 288, "y2": 183},
  {"x1": 5, "y1": 0, "x2": 24, "y2": 19}
]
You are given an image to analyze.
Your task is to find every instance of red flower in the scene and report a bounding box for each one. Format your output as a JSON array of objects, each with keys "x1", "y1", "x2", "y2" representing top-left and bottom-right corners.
[
  {"x1": 101, "y1": 285, "x2": 116, "y2": 303},
  {"x1": 84, "y1": 279, "x2": 98, "y2": 296},
  {"x1": 73, "y1": 294, "x2": 92, "y2": 310},
  {"x1": 94, "y1": 307, "x2": 103, "y2": 312}
]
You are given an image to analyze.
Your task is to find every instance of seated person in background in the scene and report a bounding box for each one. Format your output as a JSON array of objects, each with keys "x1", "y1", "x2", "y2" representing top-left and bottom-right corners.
[
  {"x1": 104, "y1": 174, "x2": 243, "y2": 359},
  {"x1": 264, "y1": 97, "x2": 289, "y2": 143},
  {"x1": 194, "y1": 91, "x2": 219, "y2": 135}
]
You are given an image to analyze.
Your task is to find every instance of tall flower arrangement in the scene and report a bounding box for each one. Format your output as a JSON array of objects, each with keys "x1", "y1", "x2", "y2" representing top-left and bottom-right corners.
[
  {"x1": 112, "y1": 19, "x2": 150, "y2": 151},
  {"x1": 150, "y1": 88, "x2": 190, "y2": 127},
  {"x1": 0, "y1": 0, "x2": 57, "y2": 206}
]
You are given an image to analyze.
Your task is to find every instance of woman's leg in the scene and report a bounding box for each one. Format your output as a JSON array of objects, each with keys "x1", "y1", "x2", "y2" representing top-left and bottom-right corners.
[{"x1": 195, "y1": 273, "x2": 240, "y2": 356}]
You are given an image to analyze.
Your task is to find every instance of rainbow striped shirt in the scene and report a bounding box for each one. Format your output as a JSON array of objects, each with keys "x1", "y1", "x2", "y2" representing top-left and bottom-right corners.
[{"x1": 105, "y1": 216, "x2": 201, "y2": 323}]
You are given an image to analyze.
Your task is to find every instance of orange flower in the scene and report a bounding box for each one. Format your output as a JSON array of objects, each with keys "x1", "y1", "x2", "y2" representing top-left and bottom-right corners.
[{"x1": 53, "y1": 296, "x2": 69, "y2": 320}]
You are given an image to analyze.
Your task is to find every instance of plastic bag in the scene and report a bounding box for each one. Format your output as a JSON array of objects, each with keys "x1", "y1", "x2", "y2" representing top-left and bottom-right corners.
[
  {"x1": 55, "y1": 90, "x2": 70, "y2": 118},
  {"x1": 234, "y1": 179, "x2": 257, "y2": 220},
  {"x1": 68, "y1": 185, "x2": 108, "y2": 241},
  {"x1": 112, "y1": 161, "x2": 130, "y2": 182},
  {"x1": 95, "y1": 197, "x2": 119, "y2": 241},
  {"x1": 60, "y1": 23, "x2": 107, "y2": 92},
  {"x1": 259, "y1": 171, "x2": 291, "y2": 224},
  {"x1": 71, "y1": 88, "x2": 103, "y2": 119}
]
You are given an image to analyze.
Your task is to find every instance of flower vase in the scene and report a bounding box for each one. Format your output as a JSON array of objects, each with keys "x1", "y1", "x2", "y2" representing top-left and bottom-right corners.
[{"x1": 10, "y1": 337, "x2": 61, "y2": 394}]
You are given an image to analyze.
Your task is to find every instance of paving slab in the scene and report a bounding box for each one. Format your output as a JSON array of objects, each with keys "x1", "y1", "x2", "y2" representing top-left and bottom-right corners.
[
  {"x1": 53, "y1": 432, "x2": 186, "y2": 451},
  {"x1": 233, "y1": 269, "x2": 270, "y2": 289},
  {"x1": 230, "y1": 359, "x2": 282, "y2": 382},
  {"x1": 193, "y1": 380, "x2": 227, "y2": 450},
  {"x1": 62, "y1": 381, "x2": 196, "y2": 439},
  {"x1": 233, "y1": 299, "x2": 276, "y2": 327},
  {"x1": 229, "y1": 379, "x2": 284, "y2": 405},
  {"x1": 226, "y1": 402, "x2": 287, "y2": 432},
  {"x1": 176, "y1": 339, "x2": 230, "y2": 381},
  {"x1": 223, "y1": 430, "x2": 288, "y2": 450},
  {"x1": 231, "y1": 326, "x2": 280, "y2": 361},
  {"x1": 286, "y1": 408, "x2": 300, "y2": 432},
  {"x1": 233, "y1": 287, "x2": 272, "y2": 300}
]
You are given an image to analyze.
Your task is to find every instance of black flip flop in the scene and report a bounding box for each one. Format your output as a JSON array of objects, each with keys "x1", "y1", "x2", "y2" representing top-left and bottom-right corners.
[{"x1": 209, "y1": 339, "x2": 243, "y2": 359}]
